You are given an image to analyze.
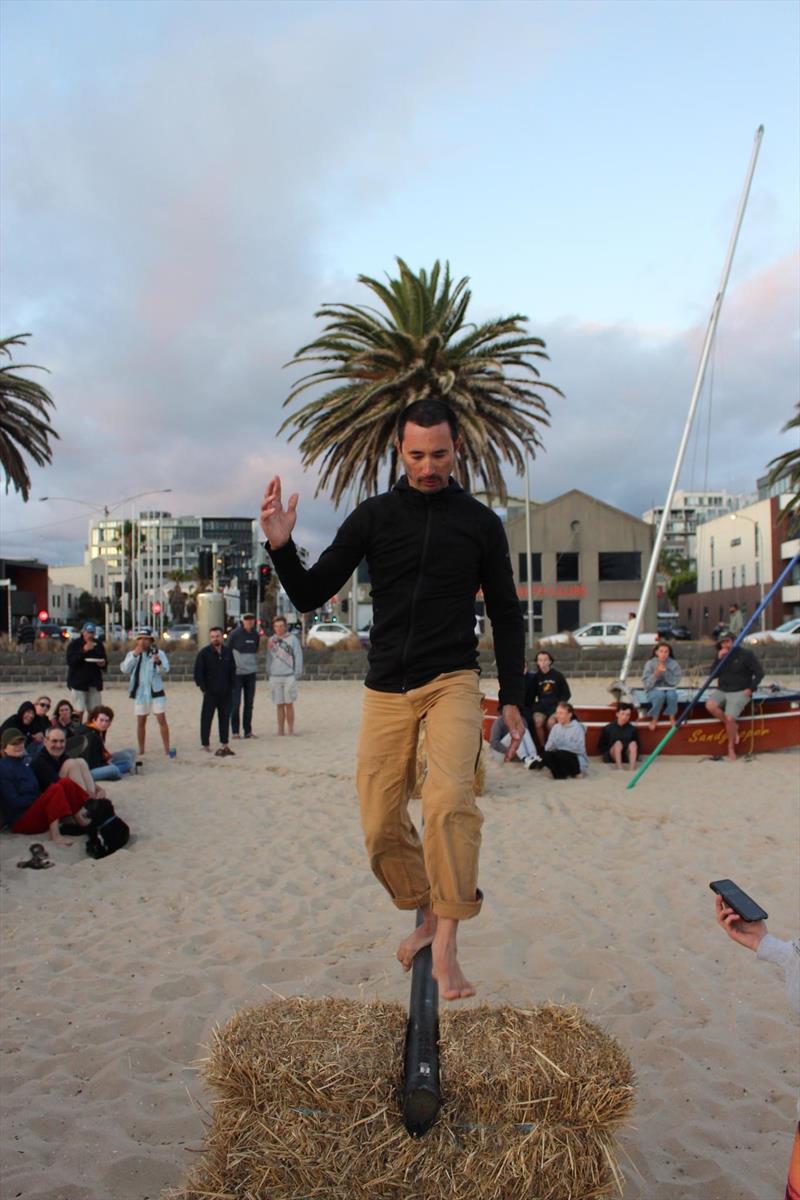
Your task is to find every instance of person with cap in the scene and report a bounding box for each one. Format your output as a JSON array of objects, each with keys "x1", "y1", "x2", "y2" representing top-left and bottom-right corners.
[
  {"x1": 66, "y1": 622, "x2": 108, "y2": 722},
  {"x1": 193, "y1": 626, "x2": 236, "y2": 756},
  {"x1": 120, "y1": 627, "x2": 172, "y2": 756},
  {"x1": 0, "y1": 728, "x2": 92, "y2": 846},
  {"x1": 705, "y1": 633, "x2": 764, "y2": 761},
  {"x1": 227, "y1": 613, "x2": 261, "y2": 739}
]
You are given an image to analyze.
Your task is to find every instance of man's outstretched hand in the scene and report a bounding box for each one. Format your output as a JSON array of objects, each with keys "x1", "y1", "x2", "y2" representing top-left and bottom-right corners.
[
  {"x1": 501, "y1": 705, "x2": 526, "y2": 762},
  {"x1": 260, "y1": 477, "x2": 299, "y2": 550}
]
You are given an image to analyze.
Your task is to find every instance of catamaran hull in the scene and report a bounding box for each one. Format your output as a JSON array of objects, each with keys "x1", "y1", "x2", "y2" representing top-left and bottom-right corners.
[{"x1": 481, "y1": 692, "x2": 800, "y2": 757}]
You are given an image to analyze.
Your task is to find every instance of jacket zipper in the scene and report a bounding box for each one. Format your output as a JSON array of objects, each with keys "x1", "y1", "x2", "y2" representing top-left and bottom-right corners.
[{"x1": 400, "y1": 503, "x2": 433, "y2": 692}]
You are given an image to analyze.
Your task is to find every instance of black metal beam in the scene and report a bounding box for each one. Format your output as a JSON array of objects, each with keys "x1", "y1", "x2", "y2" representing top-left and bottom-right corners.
[{"x1": 402, "y1": 909, "x2": 441, "y2": 1136}]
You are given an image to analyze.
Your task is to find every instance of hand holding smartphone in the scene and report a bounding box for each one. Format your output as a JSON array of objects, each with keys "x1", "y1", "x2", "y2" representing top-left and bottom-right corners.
[{"x1": 709, "y1": 879, "x2": 768, "y2": 922}]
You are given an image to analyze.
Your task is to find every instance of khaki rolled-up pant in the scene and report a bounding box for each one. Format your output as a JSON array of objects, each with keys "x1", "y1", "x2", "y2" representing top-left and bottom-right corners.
[{"x1": 356, "y1": 670, "x2": 484, "y2": 921}]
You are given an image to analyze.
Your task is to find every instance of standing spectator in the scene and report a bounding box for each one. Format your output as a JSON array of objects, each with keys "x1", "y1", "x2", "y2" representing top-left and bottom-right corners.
[
  {"x1": 705, "y1": 634, "x2": 764, "y2": 762},
  {"x1": 120, "y1": 627, "x2": 172, "y2": 757},
  {"x1": 66, "y1": 622, "x2": 108, "y2": 721},
  {"x1": 727, "y1": 603, "x2": 744, "y2": 635},
  {"x1": 625, "y1": 611, "x2": 638, "y2": 645},
  {"x1": 538, "y1": 702, "x2": 588, "y2": 779},
  {"x1": 598, "y1": 702, "x2": 640, "y2": 768},
  {"x1": 227, "y1": 612, "x2": 261, "y2": 739},
  {"x1": 641, "y1": 642, "x2": 682, "y2": 730},
  {"x1": 16, "y1": 616, "x2": 36, "y2": 654},
  {"x1": 194, "y1": 626, "x2": 236, "y2": 756},
  {"x1": 523, "y1": 650, "x2": 571, "y2": 749},
  {"x1": 266, "y1": 615, "x2": 304, "y2": 736}
]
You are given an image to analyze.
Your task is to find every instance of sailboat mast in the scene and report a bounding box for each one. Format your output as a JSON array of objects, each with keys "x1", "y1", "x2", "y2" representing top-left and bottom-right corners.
[{"x1": 617, "y1": 124, "x2": 764, "y2": 691}]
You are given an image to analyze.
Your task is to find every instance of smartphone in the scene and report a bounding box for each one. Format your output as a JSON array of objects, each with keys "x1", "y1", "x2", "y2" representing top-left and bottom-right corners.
[{"x1": 709, "y1": 879, "x2": 768, "y2": 922}]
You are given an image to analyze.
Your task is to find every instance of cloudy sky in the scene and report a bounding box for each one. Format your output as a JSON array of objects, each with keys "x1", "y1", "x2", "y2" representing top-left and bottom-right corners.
[{"x1": 1, "y1": 0, "x2": 798, "y2": 566}]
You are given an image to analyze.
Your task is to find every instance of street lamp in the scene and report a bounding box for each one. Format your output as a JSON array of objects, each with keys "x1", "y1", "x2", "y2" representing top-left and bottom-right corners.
[
  {"x1": 730, "y1": 512, "x2": 765, "y2": 631},
  {"x1": 39, "y1": 489, "x2": 173, "y2": 633}
]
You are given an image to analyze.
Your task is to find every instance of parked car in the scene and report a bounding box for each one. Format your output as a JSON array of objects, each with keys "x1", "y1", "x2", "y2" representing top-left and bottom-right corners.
[
  {"x1": 657, "y1": 620, "x2": 692, "y2": 641},
  {"x1": 163, "y1": 623, "x2": 198, "y2": 642},
  {"x1": 60, "y1": 625, "x2": 78, "y2": 641},
  {"x1": 35, "y1": 622, "x2": 64, "y2": 640},
  {"x1": 541, "y1": 622, "x2": 657, "y2": 647},
  {"x1": 308, "y1": 622, "x2": 353, "y2": 647},
  {"x1": 356, "y1": 625, "x2": 372, "y2": 648},
  {"x1": 745, "y1": 618, "x2": 800, "y2": 646}
]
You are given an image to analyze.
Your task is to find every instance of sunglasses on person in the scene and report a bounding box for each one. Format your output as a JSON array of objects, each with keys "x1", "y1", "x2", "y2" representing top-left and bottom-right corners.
[{"x1": 36, "y1": 701, "x2": 51, "y2": 710}]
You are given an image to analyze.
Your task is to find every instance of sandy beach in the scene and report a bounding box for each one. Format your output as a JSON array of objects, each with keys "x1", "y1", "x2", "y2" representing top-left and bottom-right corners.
[{"x1": 0, "y1": 675, "x2": 797, "y2": 1200}]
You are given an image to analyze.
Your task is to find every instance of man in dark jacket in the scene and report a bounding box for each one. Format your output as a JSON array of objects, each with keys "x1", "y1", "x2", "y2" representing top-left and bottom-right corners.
[
  {"x1": 194, "y1": 627, "x2": 237, "y2": 756},
  {"x1": 260, "y1": 398, "x2": 526, "y2": 1001},
  {"x1": 227, "y1": 613, "x2": 261, "y2": 739},
  {"x1": 16, "y1": 617, "x2": 36, "y2": 654},
  {"x1": 705, "y1": 634, "x2": 764, "y2": 761},
  {"x1": 66, "y1": 622, "x2": 108, "y2": 721}
]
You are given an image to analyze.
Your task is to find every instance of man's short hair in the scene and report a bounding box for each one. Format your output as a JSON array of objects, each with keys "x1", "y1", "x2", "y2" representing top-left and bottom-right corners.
[
  {"x1": 88, "y1": 704, "x2": 115, "y2": 722},
  {"x1": 209, "y1": 626, "x2": 223, "y2": 634},
  {"x1": 273, "y1": 615, "x2": 287, "y2": 626},
  {"x1": 617, "y1": 702, "x2": 634, "y2": 714},
  {"x1": 397, "y1": 398, "x2": 458, "y2": 445}
]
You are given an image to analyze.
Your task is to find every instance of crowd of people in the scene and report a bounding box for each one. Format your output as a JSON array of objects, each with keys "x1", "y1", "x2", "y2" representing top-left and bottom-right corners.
[{"x1": 489, "y1": 632, "x2": 765, "y2": 779}]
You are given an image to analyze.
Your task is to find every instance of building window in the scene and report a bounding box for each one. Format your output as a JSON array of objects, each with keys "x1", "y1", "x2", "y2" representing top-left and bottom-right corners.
[
  {"x1": 710, "y1": 537, "x2": 715, "y2": 568},
  {"x1": 517, "y1": 553, "x2": 542, "y2": 583},
  {"x1": 741, "y1": 565, "x2": 746, "y2": 586},
  {"x1": 732, "y1": 566, "x2": 737, "y2": 588},
  {"x1": 718, "y1": 569, "x2": 723, "y2": 590},
  {"x1": 556, "y1": 598, "x2": 580, "y2": 630},
  {"x1": 556, "y1": 552, "x2": 579, "y2": 583},
  {"x1": 598, "y1": 552, "x2": 641, "y2": 581},
  {"x1": 755, "y1": 561, "x2": 760, "y2": 585}
]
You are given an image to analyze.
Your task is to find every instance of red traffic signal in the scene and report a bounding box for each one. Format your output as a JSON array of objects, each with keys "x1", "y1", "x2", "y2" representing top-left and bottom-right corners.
[
  {"x1": 38, "y1": 609, "x2": 49, "y2": 622},
  {"x1": 152, "y1": 602, "x2": 162, "y2": 615}
]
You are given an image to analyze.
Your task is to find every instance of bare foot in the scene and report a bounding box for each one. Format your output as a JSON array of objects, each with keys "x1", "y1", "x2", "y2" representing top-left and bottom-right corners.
[
  {"x1": 431, "y1": 926, "x2": 475, "y2": 1001},
  {"x1": 648, "y1": 719, "x2": 657, "y2": 731},
  {"x1": 396, "y1": 911, "x2": 437, "y2": 971},
  {"x1": 51, "y1": 835, "x2": 73, "y2": 846}
]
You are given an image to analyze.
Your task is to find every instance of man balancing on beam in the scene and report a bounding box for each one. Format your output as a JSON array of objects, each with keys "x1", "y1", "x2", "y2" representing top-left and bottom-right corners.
[{"x1": 260, "y1": 397, "x2": 526, "y2": 1001}]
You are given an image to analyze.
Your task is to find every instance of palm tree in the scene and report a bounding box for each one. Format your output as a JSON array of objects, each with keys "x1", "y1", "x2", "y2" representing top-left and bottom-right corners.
[
  {"x1": 0, "y1": 334, "x2": 59, "y2": 501},
  {"x1": 766, "y1": 404, "x2": 799, "y2": 518},
  {"x1": 281, "y1": 258, "x2": 561, "y2": 505}
]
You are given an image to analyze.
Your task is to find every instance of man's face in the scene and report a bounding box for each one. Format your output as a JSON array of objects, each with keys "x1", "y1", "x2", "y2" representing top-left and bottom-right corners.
[
  {"x1": 618, "y1": 708, "x2": 631, "y2": 725},
  {"x1": 718, "y1": 638, "x2": 733, "y2": 657},
  {"x1": 536, "y1": 653, "x2": 553, "y2": 673},
  {"x1": 243, "y1": 617, "x2": 255, "y2": 631},
  {"x1": 137, "y1": 637, "x2": 153, "y2": 653},
  {"x1": 94, "y1": 713, "x2": 111, "y2": 731},
  {"x1": 210, "y1": 630, "x2": 223, "y2": 648},
  {"x1": 45, "y1": 731, "x2": 66, "y2": 757},
  {"x1": 4, "y1": 738, "x2": 25, "y2": 758},
  {"x1": 273, "y1": 621, "x2": 287, "y2": 637},
  {"x1": 396, "y1": 421, "x2": 459, "y2": 493}
]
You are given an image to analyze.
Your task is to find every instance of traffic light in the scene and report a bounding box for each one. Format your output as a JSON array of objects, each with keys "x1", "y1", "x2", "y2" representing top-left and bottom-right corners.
[
  {"x1": 198, "y1": 549, "x2": 212, "y2": 579},
  {"x1": 259, "y1": 562, "x2": 272, "y2": 600}
]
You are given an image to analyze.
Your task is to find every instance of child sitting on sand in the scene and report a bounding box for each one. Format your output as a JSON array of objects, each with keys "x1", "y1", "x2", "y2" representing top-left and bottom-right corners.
[{"x1": 598, "y1": 702, "x2": 640, "y2": 769}]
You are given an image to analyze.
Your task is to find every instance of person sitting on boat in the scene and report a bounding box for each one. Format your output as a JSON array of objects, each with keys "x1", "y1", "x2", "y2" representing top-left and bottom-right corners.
[
  {"x1": 641, "y1": 642, "x2": 682, "y2": 731},
  {"x1": 523, "y1": 650, "x2": 571, "y2": 749},
  {"x1": 598, "y1": 702, "x2": 640, "y2": 769},
  {"x1": 705, "y1": 634, "x2": 764, "y2": 762},
  {"x1": 489, "y1": 713, "x2": 540, "y2": 769},
  {"x1": 534, "y1": 702, "x2": 588, "y2": 779}
]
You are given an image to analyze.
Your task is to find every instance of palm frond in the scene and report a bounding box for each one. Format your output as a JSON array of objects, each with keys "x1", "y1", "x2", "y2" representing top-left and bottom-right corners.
[{"x1": 0, "y1": 334, "x2": 59, "y2": 501}]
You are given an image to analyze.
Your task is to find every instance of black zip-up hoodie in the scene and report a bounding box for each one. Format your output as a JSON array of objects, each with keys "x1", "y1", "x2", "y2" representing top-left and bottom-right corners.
[{"x1": 268, "y1": 478, "x2": 524, "y2": 708}]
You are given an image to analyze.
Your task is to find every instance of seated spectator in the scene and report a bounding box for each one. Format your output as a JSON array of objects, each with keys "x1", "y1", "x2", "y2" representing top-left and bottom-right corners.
[
  {"x1": 537, "y1": 702, "x2": 588, "y2": 779},
  {"x1": 0, "y1": 701, "x2": 44, "y2": 751},
  {"x1": 30, "y1": 696, "x2": 53, "y2": 739},
  {"x1": 81, "y1": 705, "x2": 137, "y2": 781},
  {"x1": 32, "y1": 725, "x2": 105, "y2": 799},
  {"x1": 489, "y1": 714, "x2": 540, "y2": 769},
  {"x1": 524, "y1": 651, "x2": 571, "y2": 749},
  {"x1": 51, "y1": 699, "x2": 82, "y2": 736},
  {"x1": 705, "y1": 634, "x2": 764, "y2": 763},
  {"x1": 641, "y1": 643, "x2": 682, "y2": 731},
  {"x1": 598, "y1": 702, "x2": 640, "y2": 768},
  {"x1": 0, "y1": 728, "x2": 90, "y2": 845}
]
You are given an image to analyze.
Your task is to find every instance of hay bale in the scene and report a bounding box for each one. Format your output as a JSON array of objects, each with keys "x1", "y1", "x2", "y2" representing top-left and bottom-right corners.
[{"x1": 166, "y1": 998, "x2": 634, "y2": 1200}]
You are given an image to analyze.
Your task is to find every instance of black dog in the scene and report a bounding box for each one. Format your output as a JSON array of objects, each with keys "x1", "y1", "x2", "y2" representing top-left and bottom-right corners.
[{"x1": 82, "y1": 797, "x2": 130, "y2": 859}]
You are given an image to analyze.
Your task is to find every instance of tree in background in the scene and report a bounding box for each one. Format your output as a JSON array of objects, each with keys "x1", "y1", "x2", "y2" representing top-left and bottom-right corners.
[
  {"x1": 766, "y1": 403, "x2": 800, "y2": 518},
  {"x1": 281, "y1": 258, "x2": 561, "y2": 505},
  {"x1": 0, "y1": 334, "x2": 59, "y2": 501}
]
